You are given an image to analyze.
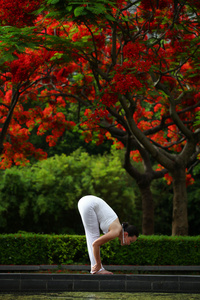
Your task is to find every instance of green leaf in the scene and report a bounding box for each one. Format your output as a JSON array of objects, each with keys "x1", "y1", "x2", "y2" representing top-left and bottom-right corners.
[
  {"x1": 68, "y1": 5, "x2": 73, "y2": 12},
  {"x1": 47, "y1": 0, "x2": 60, "y2": 4},
  {"x1": 105, "y1": 13, "x2": 115, "y2": 21},
  {"x1": 194, "y1": 111, "x2": 200, "y2": 127},
  {"x1": 50, "y1": 52, "x2": 64, "y2": 61},
  {"x1": 74, "y1": 6, "x2": 86, "y2": 17},
  {"x1": 72, "y1": 73, "x2": 84, "y2": 82},
  {"x1": 88, "y1": 4, "x2": 106, "y2": 14}
]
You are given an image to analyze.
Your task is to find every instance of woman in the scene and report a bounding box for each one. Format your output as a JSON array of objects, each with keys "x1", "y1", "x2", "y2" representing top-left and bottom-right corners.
[{"x1": 78, "y1": 195, "x2": 139, "y2": 275}]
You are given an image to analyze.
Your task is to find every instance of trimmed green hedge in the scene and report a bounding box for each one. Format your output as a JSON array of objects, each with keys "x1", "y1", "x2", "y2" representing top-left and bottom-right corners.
[{"x1": 0, "y1": 234, "x2": 200, "y2": 265}]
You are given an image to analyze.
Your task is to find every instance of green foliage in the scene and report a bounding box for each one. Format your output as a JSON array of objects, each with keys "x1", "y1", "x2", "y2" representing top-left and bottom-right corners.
[
  {"x1": 0, "y1": 233, "x2": 49, "y2": 264},
  {"x1": 47, "y1": 235, "x2": 88, "y2": 264},
  {"x1": 0, "y1": 167, "x2": 35, "y2": 230},
  {"x1": 0, "y1": 148, "x2": 199, "y2": 236},
  {"x1": 0, "y1": 26, "x2": 43, "y2": 64},
  {"x1": 0, "y1": 233, "x2": 199, "y2": 266},
  {"x1": 122, "y1": 235, "x2": 200, "y2": 266},
  {"x1": 0, "y1": 148, "x2": 138, "y2": 234},
  {"x1": 194, "y1": 111, "x2": 200, "y2": 127},
  {"x1": 42, "y1": 0, "x2": 116, "y2": 23}
]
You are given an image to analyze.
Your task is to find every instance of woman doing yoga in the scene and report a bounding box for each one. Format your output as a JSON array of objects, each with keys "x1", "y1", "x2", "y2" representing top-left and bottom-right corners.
[{"x1": 78, "y1": 195, "x2": 139, "y2": 275}]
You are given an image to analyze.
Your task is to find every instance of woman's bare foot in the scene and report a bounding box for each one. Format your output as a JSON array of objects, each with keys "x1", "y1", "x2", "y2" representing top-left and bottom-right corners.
[{"x1": 95, "y1": 269, "x2": 113, "y2": 275}]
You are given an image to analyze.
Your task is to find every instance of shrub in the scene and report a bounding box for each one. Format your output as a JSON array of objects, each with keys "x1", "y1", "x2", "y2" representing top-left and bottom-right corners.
[
  {"x1": 0, "y1": 149, "x2": 138, "y2": 234},
  {"x1": 0, "y1": 233, "x2": 199, "y2": 266}
]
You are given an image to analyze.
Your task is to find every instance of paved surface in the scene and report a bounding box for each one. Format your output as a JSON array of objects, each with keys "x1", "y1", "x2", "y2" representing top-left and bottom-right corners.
[{"x1": 0, "y1": 273, "x2": 200, "y2": 293}]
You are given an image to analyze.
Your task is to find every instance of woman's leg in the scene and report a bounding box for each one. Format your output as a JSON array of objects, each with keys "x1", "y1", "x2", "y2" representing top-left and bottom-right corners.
[{"x1": 78, "y1": 197, "x2": 103, "y2": 273}]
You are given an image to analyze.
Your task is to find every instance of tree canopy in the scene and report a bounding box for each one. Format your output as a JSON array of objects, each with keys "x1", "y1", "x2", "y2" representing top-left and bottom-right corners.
[{"x1": 0, "y1": 0, "x2": 200, "y2": 235}]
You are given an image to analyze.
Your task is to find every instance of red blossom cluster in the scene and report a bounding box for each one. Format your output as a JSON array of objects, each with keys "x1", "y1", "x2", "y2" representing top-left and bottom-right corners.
[
  {"x1": 0, "y1": 0, "x2": 41, "y2": 27},
  {"x1": 101, "y1": 89, "x2": 118, "y2": 107},
  {"x1": 72, "y1": 25, "x2": 105, "y2": 49},
  {"x1": 35, "y1": 105, "x2": 75, "y2": 147},
  {"x1": 0, "y1": 136, "x2": 47, "y2": 169},
  {"x1": 164, "y1": 172, "x2": 195, "y2": 187},
  {"x1": 81, "y1": 108, "x2": 109, "y2": 144},
  {"x1": 55, "y1": 63, "x2": 78, "y2": 83},
  {"x1": 140, "y1": 0, "x2": 173, "y2": 10},
  {"x1": 113, "y1": 72, "x2": 143, "y2": 95},
  {"x1": 9, "y1": 52, "x2": 42, "y2": 83},
  {"x1": 0, "y1": 0, "x2": 199, "y2": 179}
]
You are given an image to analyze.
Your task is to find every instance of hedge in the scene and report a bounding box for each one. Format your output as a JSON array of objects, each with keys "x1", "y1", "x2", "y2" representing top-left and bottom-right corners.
[{"x1": 0, "y1": 233, "x2": 200, "y2": 266}]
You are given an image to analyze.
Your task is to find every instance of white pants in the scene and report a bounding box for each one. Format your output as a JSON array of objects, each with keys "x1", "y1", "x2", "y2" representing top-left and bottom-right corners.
[{"x1": 78, "y1": 197, "x2": 104, "y2": 273}]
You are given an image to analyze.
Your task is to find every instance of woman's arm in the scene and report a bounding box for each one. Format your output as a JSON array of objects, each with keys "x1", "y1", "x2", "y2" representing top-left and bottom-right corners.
[{"x1": 92, "y1": 229, "x2": 120, "y2": 273}]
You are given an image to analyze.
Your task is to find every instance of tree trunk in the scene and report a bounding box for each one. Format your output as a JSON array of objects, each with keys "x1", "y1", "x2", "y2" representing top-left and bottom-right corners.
[
  {"x1": 171, "y1": 168, "x2": 188, "y2": 236},
  {"x1": 139, "y1": 184, "x2": 154, "y2": 235},
  {"x1": 0, "y1": 88, "x2": 20, "y2": 155}
]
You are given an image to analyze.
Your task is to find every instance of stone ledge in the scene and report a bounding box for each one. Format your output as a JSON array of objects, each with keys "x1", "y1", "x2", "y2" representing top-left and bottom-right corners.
[
  {"x1": 0, "y1": 265, "x2": 200, "y2": 272},
  {"x1": 0, "y1": 273, "x2": 199, "y2": 293}
]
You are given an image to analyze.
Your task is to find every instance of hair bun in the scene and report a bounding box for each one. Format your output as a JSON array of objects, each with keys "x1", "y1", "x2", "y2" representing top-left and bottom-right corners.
[{"x1": 122, "y1": 222, "x2": 129, "y2": 230}]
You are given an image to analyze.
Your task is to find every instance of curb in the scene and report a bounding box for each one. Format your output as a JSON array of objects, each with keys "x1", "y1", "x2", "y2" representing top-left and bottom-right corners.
[
  {"x1": 0, "y1": 265, "x2": 200, "y2": 272},
  {"x1": 0, "y1": 273, "x2": 200, "y2": 293}
]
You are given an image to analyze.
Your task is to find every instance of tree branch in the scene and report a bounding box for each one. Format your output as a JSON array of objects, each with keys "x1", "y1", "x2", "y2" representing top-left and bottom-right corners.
[{"x1": 119, "y1": 94, "x2": 175, "y2": 169}]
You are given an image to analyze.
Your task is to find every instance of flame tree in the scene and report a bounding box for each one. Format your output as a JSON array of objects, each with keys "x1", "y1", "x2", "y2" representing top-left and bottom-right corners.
[{"x1": 0, "y1": 0, "x2": 200, "y2": 235}]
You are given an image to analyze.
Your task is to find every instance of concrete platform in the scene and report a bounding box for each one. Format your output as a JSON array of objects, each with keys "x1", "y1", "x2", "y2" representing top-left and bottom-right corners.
[{"x1": 0, "y1": 273, "x2": 199, "y2": 294}]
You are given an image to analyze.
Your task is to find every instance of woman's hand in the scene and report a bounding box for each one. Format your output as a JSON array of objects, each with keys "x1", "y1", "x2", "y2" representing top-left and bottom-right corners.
[{"x1": 91, "y1": 263, "x2": 102, "y2": 274}]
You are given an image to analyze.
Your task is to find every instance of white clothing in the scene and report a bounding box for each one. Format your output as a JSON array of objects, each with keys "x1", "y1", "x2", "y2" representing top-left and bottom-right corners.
[{"x1": 78, "y1": 195, "x2": 118, "y2": 272}]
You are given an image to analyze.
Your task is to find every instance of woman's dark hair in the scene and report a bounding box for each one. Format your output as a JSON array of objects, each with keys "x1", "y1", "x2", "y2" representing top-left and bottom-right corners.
[{"x1": 122, "y1": 222, "x2": 139, "y2": 237}]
